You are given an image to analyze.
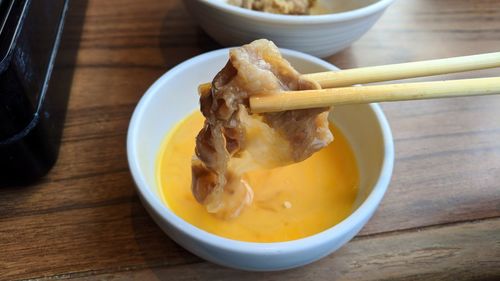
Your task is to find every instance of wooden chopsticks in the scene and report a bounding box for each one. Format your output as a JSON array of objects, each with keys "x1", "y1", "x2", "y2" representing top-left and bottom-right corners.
[
  {"x1": 250, "y1": 77, "x2": 500, "y2": 113},
  {"x1": 198, "y1": 52, "x2": 500, "y2": 113},
  {"x1": 302, "y1": 52, "x2": 500, "y2": 88}
]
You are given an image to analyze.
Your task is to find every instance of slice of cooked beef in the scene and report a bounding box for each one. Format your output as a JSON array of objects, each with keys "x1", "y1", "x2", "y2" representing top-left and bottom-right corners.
[{"x1": 192, "y1": 39, "x2": 333, "y2": 218}]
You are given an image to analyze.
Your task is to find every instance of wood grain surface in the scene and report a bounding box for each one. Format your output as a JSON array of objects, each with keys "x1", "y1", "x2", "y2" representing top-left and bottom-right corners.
[{"x1": 1, "y1": 0, "x2": 499, "y2": 280}]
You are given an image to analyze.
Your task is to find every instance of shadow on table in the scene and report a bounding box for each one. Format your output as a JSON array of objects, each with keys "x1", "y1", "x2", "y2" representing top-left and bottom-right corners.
[
  {"x1": 158, "y1": 1, "x2": 221, "y2": 70},
  {"x1": 129, "y1": 195, "x2": 202, "y2": 269}
]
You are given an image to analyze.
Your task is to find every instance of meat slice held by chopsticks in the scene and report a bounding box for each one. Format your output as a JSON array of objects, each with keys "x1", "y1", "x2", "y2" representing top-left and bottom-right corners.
[{"x1": 192, "y1": 39, "x2": 333, "y2": 218}]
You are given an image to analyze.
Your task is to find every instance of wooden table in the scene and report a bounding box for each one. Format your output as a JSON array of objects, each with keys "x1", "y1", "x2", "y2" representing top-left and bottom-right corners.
[{"x1": 1, "y1": 0, "x2": 499, "y2": 280}]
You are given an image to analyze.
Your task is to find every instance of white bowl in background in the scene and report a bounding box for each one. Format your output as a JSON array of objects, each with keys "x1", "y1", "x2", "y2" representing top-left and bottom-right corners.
[
  {"x1": 184, "y1": 0, "x2": 394, "y2": 58},
  {"x1": 127, "y1": 48, "x2": 394, "y2": 271}
]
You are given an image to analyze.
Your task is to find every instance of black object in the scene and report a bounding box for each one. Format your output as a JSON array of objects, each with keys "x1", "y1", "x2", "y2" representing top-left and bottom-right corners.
[{"x1": 0, "y1": 0, "x2": 86, "y2": 185}]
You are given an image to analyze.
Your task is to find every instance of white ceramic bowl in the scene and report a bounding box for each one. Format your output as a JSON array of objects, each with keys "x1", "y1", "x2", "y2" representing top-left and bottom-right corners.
[
  {"x1": 184, "y1": 0, "x2": 394, "y2": 58},
  {"x1": 127, "y1": 48, "x2": 394, "y2": 271}
]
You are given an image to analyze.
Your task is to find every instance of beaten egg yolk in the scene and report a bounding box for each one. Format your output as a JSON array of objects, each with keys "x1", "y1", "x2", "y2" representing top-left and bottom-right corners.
[{"x1": 157, "y1": 111, "x2": 359, "y2": 242}]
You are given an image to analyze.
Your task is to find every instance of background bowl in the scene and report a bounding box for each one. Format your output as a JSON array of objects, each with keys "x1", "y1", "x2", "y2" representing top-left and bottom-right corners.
[
  {"x1": 127, "y1": 48, "x2": 394, "y2": 271},
  {"x1": 184, "y1": 0, "x2": 394, "y2": 58}
]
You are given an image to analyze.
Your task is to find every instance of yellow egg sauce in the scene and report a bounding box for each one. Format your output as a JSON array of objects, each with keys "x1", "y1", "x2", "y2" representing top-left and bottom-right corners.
[{"x1": 156, "y1": 111, "x2": 359, "y2": 243}]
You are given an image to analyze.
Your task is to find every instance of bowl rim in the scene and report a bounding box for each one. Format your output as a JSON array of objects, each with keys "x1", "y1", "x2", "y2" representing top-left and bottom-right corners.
[
  {"x1": 198, "y1": 0, "x2": 395, "y2": 24},
  {"x1": 127, "y1": 47, "x2": 394, "y2": 255}
]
